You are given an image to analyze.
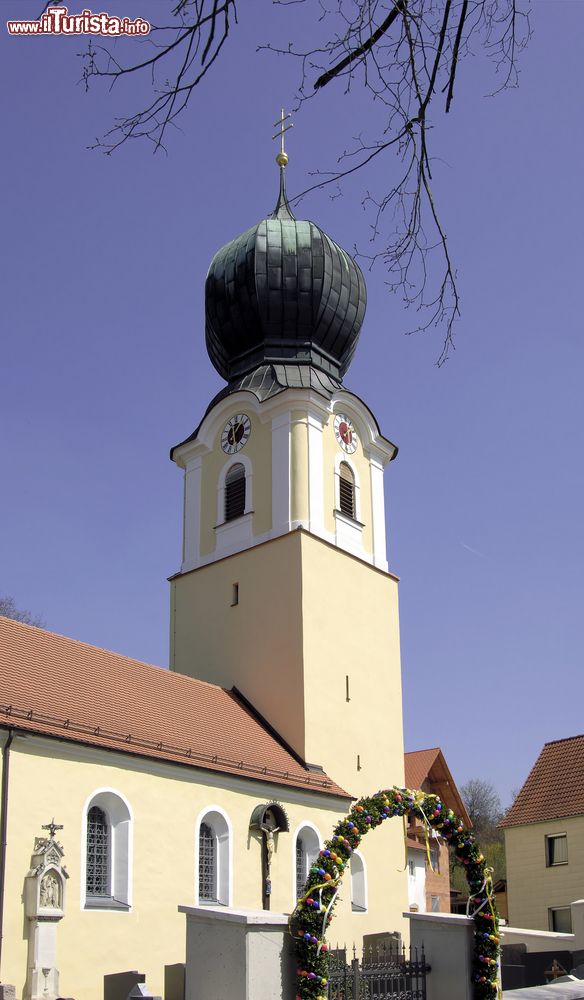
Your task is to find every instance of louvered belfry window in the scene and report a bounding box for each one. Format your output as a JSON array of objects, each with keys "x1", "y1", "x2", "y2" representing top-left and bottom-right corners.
[
  {"x1": 199, "y1": 822, "x2": 217, "y2": 902},
  {"x1": 224, "y1": 463, "x2": 246, "y2": 522},
  {"x1": 86, "y1": 805, "x2": 110, "y2": 896},
  {"x1": 339, "y1": 462, "x2": 355, "y2": 519}
]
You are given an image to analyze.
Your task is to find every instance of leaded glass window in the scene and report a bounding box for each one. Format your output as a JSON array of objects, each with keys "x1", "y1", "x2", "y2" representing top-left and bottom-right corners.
[
  {"x1": 296, "y1": 837, "x2": 307, "y2": 899},
  {"x1": 86, "y1": 805, "x2": 110, "y2": 896},
  {"x1": 199, "y1": 822, "x2": 217, "y2": 902}
]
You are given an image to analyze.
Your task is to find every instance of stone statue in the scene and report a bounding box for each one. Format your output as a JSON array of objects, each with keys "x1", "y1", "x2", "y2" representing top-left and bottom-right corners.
[
  {"x1": 40, "y1": 872, "x2": 60, "y2": 909},
  {"x1": 259, "y1": 810, "x2": 280, "y2": 872}
]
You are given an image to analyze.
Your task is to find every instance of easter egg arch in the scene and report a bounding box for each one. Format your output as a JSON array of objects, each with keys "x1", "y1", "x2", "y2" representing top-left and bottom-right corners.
[{"x1": 292, "y1": 787, "x2": 500, "y2": 1000}]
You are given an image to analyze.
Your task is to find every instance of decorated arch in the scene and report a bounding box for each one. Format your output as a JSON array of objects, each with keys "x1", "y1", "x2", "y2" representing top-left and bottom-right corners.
[{"x1": 292, "y1": 788, "x2": 499, "y2": 1000}]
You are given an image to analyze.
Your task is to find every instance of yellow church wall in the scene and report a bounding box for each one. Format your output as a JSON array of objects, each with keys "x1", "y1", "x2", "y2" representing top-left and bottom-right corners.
[
  {"x1": 198, "y1": 408, "x2": 273, "y2": 558},
  {"x1": 170, "y1": 531, "x2": 307, "y2": 758},
  {"x1": 2, "y1": 733, "x2": 364, "y2": 1000}
]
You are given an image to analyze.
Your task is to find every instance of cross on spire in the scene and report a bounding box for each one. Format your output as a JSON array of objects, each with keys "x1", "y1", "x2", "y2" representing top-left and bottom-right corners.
[
  {"x1": 42, "y1": 818, "x2": 63, "y2": 840},
  {"x1": 272, "y1": 108, "x2": 293, "y2": 167}
]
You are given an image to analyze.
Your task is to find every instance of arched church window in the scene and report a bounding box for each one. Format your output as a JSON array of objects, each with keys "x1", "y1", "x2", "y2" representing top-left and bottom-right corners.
[
  {"x1": 198, "y1": 822, "x2": 217, "y2": 902},
  {"x1": 294, "y1": 825, "x2": 320, "y2": 901},
  {"x1": 224, "y1": 463, "x2": 246, "y2": 521},
  {"x1": 86, "y1": 806, "x2": 109, "y2": 897},
  {"x1": 196, "y1": 808, "x2": 231, "y2": 906},
  {"x1": 350, "y1": 851, "x2": 367, "y2": 912},
  {"x1": 83, "y1": 789, "x2": 132, "y2": 910},
  {"x1": 339, "y1": 462, "x2": 355, "y2": 519}
]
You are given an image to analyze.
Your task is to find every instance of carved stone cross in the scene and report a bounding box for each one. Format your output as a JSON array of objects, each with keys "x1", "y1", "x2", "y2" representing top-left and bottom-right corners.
[{"x1": 42, "y1": 818, "x2": 64, "y2": 840}]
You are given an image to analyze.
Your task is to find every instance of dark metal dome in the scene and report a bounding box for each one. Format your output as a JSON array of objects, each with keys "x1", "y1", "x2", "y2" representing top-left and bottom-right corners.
[{"x1": 205, "y1": 169, "x2": 367, "y2": 384}]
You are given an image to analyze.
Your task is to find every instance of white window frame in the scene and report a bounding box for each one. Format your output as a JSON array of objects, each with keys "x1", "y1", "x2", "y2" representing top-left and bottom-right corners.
[
  {"x1": 350, "y1": 850, "x2": 368, "y2": 913},
  {"x1": 81, "y1": 788, "x2": 133, "y2": 911},
  {"x1": 293, "y1": 822, "x2": 321, "y2": 904},
  {"x1": 195, "y1": 806, "x2": 233, "y2": 907},
  {"x1": 333, "y1": 453, "x2": 361, "y2": 523},
  {"x1": 215, "y1": 455, "x2": 254, "y2": 554},
  {"x1": 546, "y1": 833, "x2": 568, "y2": 867},
  {"x1": 549, "y1": 906, "x2": 572, "y2": 933}
]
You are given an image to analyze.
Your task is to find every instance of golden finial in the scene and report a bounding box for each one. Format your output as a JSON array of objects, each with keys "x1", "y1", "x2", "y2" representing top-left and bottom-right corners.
[{"x1": 272, "y1": 108, "x2": 293, "y2": 167}]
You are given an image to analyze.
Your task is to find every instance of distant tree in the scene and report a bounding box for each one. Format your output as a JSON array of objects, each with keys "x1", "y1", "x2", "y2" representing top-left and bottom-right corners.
[
  {"x1": 0, "y1": 595, "x2": 44, "y2": 628},
  {"x1": 461, "y1": 778, "x2": 503, "y2": 841},
  {"x1": 449, "y1": 778, "x2": 506, "y2": 892}
]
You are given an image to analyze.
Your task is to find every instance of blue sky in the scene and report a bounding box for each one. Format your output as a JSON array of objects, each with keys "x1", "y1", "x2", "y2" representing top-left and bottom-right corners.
[{"x1": 1, "y1": 1, "x2": 582, "y2": 808}]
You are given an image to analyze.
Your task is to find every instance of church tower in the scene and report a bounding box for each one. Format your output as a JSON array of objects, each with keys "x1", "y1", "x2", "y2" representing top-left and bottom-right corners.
[{"x1": 169, "y1": 146, "x2": 405, "y2": 800}]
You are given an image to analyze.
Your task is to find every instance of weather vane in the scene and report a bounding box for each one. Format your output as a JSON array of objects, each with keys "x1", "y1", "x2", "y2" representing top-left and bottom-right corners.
[{"x1": 272, "y1": 108, "x2": 293, "y2": 167}]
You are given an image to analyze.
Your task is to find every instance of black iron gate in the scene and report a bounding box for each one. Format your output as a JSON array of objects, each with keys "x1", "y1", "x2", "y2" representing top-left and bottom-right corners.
[{"x1": 327, "y1": 942, "x2": 430, "y2": 1000}]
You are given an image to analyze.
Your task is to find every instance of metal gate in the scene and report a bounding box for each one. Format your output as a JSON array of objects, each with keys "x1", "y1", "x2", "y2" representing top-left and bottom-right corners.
[{"x1": 327, "y1": 942, "x2": 430, "y2": 1000}]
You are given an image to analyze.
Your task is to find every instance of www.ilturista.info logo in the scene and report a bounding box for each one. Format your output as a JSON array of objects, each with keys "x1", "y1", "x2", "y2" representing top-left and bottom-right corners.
[{"x1": 7, "y1": 7, "x2": 150, "y2": 36}]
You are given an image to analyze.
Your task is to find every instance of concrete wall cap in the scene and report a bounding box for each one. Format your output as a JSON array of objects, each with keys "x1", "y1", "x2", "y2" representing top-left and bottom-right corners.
[
  {"x1": 502, "y1": 925, "x2": 575, "y2": 940},
  {"x1": 404, "y1": 911, "x2": 474, "y2": 926},
  {"x1": 179, "y1": 905, "x2": 291, "y2": 926}
]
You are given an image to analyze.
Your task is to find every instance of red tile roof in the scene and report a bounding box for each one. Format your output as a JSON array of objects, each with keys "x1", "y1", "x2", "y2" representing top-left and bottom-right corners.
[
  {"x1": 404, "y1": 748, "x2": 472, "y2": 827},
  {"x1": 404, "y1": 748, "x2": 442, "y2": 790},
  {"x1": 501, "y1": 734, "x2": 584, "y2": 828},
  {"x1": 0, "y1": 616, "x2": 348, "y2": 798}
]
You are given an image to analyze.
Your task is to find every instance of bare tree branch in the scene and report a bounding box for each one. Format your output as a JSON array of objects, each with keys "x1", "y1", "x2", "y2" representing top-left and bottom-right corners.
[
  {"x1": 79, "y1": 0, "x2": 531, "y2": 363},
  {"x1": 81, "y1": 0, "x2": 237, "y2": 154}
]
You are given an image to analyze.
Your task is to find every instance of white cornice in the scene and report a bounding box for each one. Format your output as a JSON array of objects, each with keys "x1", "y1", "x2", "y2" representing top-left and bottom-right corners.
[{"x1": 174, "y1": 385, "x2": 397, "y2": 467}]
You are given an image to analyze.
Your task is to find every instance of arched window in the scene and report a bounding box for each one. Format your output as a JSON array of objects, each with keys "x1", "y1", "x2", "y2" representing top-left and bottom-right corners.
[
  {"x1": 351, "y1": 851, "x2": 367, "y2": 912},
  {"x1": 83, "y1": 790, "x2": 132, "y2": 910},
  {"x1": 294, "y1": 825, "x2": 320, "y2": 901},
  {"x1": 224, "y1": 463, "x2": 246, "y2": 522},
  {"x1": 196, "y1": 808, "x2": 231, "y2": 906},
  {"x1": 339, "y1": 462, "x2": 356, "y2": 519},
  {"x1": 86, "y1": 806, "x2": 109, "y2": 897}
]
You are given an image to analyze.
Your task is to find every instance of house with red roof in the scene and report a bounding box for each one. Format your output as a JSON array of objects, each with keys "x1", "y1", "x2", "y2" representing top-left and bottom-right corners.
[
  {"x1": 404, "y1": 748, "x2": 471, "y2": 915},
  {"x1": 501, "y1": 735, "x2": 584, "y2": 933}
]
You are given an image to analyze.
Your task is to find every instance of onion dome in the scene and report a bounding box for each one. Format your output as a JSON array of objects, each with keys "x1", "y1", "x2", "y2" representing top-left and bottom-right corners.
[{"x1": 205, "y1": 166, "x2": 367, "y2": 385}]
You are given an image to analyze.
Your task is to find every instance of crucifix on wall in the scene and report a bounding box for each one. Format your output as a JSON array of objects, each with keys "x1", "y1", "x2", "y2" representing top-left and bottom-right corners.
[
  {"x1": 249, "y1": 802, "x2": 289, "y2": 911},
  {"x1": 260, "y1": 809, "x2": 280, "y2": 909}
]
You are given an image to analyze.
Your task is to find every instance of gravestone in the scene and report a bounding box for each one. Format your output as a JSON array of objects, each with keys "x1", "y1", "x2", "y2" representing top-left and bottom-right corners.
[
  {"x1": 104, "y1": 971, "x2": 145, "y2": 1000},
  {"x1": 164, "y1": 964, "x2": 185, "y2": 1000}
]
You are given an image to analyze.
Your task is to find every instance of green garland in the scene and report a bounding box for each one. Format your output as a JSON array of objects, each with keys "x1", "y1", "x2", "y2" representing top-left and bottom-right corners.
[{"x1": 291, "y1": 788, "x2": 500, "y2": 1000}]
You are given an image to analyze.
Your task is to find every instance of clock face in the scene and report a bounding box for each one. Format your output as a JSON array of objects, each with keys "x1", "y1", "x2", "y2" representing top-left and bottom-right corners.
[
  {"x1": 334, "y1": 413, "x2": 358, "y2": 454},
  {"x1": 221, "y1": 413, "x2": 251, "y2": 454}
]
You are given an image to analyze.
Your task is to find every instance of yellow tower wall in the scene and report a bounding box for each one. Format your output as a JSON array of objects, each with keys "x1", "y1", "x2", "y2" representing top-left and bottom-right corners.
[
  {"x1": 170, "y1": 530, "x2": 307, "y2": 756},
  {"x1": 170, "y1": 529, "x2": 409, "y2": 940}
]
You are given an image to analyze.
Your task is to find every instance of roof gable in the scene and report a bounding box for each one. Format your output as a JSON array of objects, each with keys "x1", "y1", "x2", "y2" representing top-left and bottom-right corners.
[
  {"x1": 501, "y1": 734, "x2": 584, "y2": 828},
  {"x1": 405, "y1": 747, "x2": 471, "y2": 827}
]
